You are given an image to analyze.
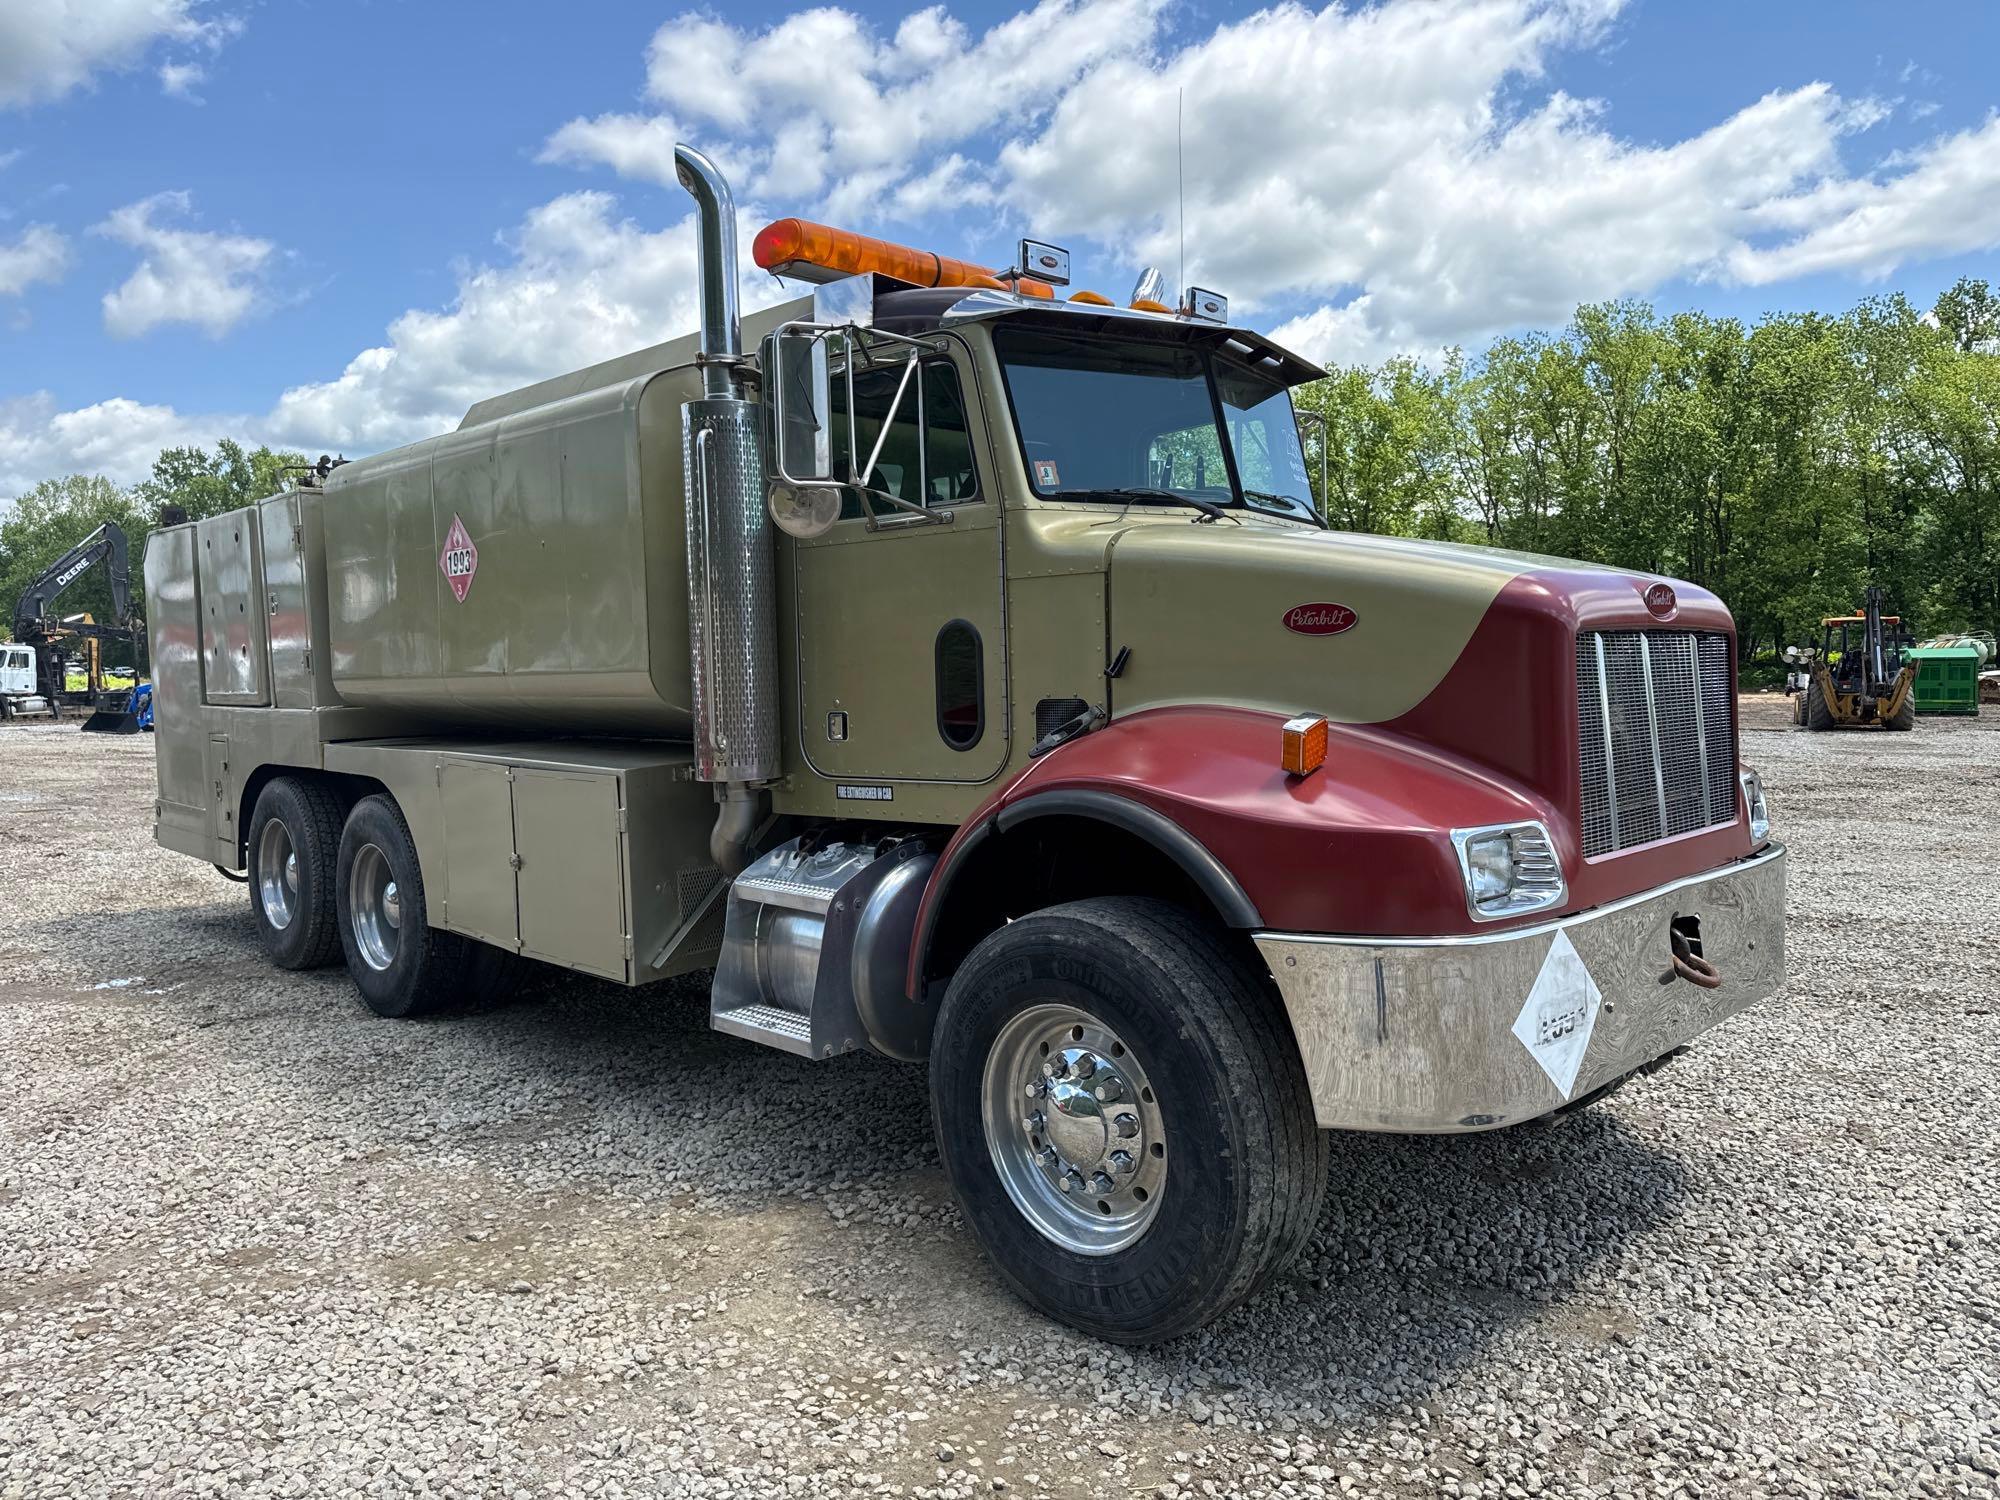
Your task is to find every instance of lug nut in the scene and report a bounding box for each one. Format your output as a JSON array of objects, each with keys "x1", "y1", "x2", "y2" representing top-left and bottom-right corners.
[
  {"x1": 1091, "y1": 1172, "x2": 1115, "y2": 1194},
  {"x1": 1073, "y1": 1053, "x2": 1098, "y2": 1080},
  {"x1": 1024, "y1": 1079, "x2": 1046, "y2": 1099},
  {"x1": 1059, "y1": 1170, "x2": 1084, "y2": 1195},
  {"x1": 1110, "y1": 1151, "x2": 1136, "y2": 1175},
  {"x1": 1093, "y1": 1078, "x2": 1125, "y2": 1104},
  {"x1": 1042, "y1": 1056, "x2": 1068, "y2": 1080},
  {"x1": 1114, "y1": 1113, "x2": 1140, "y2": 1139},
  {"x1": 1037, "y1": 1146, "x2": 1060, "y2": 1168},
  {"x1": 1023, "y1": 1110, "x2": 1045, "y2": 1133}
]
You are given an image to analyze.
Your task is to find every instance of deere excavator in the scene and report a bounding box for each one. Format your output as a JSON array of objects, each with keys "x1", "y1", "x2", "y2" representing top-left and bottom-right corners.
[
  {"x1": 2, "y1": 520, "x2": 151, "y2": 732},
  {"x1": 1785, "y1": 586, "x2": 1917, "y2": 731}
]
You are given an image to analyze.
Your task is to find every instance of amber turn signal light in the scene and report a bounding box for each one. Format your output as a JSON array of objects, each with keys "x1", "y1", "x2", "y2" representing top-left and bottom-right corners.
[{"x1": 1281, "y1": 715, "x2": 1328, "y2": 777}]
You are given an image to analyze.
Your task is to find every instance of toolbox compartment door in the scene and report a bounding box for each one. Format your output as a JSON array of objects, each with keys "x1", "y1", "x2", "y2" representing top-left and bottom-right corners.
[
  {"x1": 439, "y1": 759, "x2": 520, "y2": 950},
  {"x1": 513, "y1": 768, "x2": 629, "y2": 981}
]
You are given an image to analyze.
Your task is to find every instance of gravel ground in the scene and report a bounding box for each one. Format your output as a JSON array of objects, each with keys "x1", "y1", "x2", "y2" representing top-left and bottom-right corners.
[{"x1": 1, "y1": 699, "x2": 1995, "y2": 1499}]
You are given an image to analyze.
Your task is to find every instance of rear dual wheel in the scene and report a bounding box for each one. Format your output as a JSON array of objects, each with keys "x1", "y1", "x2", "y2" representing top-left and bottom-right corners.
[
  {"x1": 335, "y1": 794, "x2": 521, "y2": 1018},
  {"x1": 248, "y1": 777, "x2": 346, "y2": 969},
  {"x1": 930, "y1": 897, "x2": 1327, "y2": 1343}
]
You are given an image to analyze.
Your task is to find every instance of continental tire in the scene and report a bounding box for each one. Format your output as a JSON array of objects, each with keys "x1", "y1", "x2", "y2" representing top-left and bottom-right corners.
[
  {"x1": 247, "y1": 776, "x2": 345, "y2": 969},
  {"x1": 1804, "y1": 678, "x2": 1835, "y2": 731},
  {"x1": 334, "y1": 794, "x2": 509, "y2": 1019},
  {"x1": 930, "y1": 897, "x2": 1328, "y2": 1343}
]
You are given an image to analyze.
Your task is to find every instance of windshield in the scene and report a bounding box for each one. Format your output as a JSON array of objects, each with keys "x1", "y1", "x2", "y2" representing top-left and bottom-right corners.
[{"x1": 995, "y1": 328, "x2": 1318, "y2": 521}]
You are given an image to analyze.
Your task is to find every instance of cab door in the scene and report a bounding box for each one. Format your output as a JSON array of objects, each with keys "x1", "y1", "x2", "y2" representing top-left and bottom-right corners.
[{"x1": 790, "y1": 339, "x2": 1008, "y2": 784}]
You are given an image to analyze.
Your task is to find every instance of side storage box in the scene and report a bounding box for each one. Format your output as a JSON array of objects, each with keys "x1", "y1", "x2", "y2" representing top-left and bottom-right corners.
[
  {"x1": 142, "y1": 524, "x2": 210, "y2": 859},
  {"x1": 195, "y1": 511, "x2": 270, "y2": 706},
  {"x1": 324, "y1": 739, "x2": 728, "y2": 985}
]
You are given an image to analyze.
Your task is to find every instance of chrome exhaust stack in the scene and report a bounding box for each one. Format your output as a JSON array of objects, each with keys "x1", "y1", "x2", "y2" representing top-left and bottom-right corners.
[{"x1": 675, "y1": 143, "x2": 779, "y2": 873}]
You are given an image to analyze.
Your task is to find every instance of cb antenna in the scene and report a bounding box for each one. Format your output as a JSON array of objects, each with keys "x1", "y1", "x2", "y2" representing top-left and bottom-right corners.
[{"x1": 1177, "y1": 86, "x2": 1186, "y2": 296}]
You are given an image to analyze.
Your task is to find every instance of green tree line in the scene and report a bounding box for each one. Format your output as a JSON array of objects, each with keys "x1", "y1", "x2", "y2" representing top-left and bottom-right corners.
[
  {"x1": 1295, "y1": 278, "x2": 2000, "y2": 653},
  {"x1": 5, "y1": 280, "x2": 1997, "y2": 665},
  {"x1": 1, "y1": 441, "x2": 306, "y2": 668}
]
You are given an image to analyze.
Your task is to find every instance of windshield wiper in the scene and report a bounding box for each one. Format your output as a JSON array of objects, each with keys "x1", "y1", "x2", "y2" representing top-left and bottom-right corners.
[
  {"x1": 1241, "y1": 489, "x2": 1329, "y2": 528},
  {"x1": 1049, "y1": 487, "x2": 1236, "y2": 523}
]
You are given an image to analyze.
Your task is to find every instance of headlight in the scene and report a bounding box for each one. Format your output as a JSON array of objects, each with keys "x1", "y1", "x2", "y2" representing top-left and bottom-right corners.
[
  {"x1": 1450, "y1": 821, "x2": 1566, "y2": 922},
  {"x1": 1740, "y1": 768, "x2": 1771, "y2": 845}
]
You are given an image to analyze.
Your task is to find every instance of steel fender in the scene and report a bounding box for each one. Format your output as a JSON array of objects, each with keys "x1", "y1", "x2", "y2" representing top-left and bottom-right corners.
[{"x1": 905, "y1": 705, "x2": 1569, "y2": 998}]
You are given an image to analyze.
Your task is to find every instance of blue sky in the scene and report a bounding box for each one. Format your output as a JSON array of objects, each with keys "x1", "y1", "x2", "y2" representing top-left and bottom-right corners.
[{"x1": 2, "y1": 0, "x2": 1997, "y2": 495}]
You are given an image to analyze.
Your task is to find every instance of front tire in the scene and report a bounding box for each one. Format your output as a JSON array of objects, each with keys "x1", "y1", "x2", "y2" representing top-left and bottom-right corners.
[
  {"x1": 247, "y1": 777, "x2": 344, "y2": 969},
  {"x1": 335, "y1": 794, "x2": 521, "y2": 1018},
  {"x1": 1804, "y1": 678, "x2": 1836, "y2": 731},
  {"x1": 930, "y1": 897, "x2": 1328, "y2": 1343}
]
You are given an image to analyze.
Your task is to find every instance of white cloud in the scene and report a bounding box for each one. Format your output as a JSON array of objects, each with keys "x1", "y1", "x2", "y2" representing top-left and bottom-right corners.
[
  {"x1": 158, "y1": 60, "x2": 205, "y2": 101},
  {"x1": 542, "y1": 0, "x2": 1162, "y2": 216},
  {"x1": 266, "y1": 192, "x2": 716, "y2": 449},
  {"x1": 0, "y1": 392, "x2": 222, "y2": 496},
  {"x1": 0, "y1": 1, "x2": 239, "y2": 110},
  {"x1": 1728, "y1": 114, "x2": 2000, "y2": 284},
  {"x1": 0, "y1": 147, "x2": 22, "y2": 171},
  {"x1": 94, "y1": 191, "x2": 275, "y2": 338},
  {"x1": 11, "y1": 0, "x2": 2000, "y2": 493},
  {"x1": 0, "y1": 224, "x2": 69, "y2": 297}
]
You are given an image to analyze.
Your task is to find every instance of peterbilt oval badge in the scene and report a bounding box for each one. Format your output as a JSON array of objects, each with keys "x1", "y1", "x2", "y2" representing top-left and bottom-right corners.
[
  {"x1": 1643, "y1": 581, "x2": 1677, "y2": 619},
  {"x1": 1283, "y1": 602, "x2": 1358, "y2": 636}
]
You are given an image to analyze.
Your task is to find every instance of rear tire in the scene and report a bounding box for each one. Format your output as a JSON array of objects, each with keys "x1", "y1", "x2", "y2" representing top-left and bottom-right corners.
[
  {"x1": 930, "y1": 897, "x2": 1328, "y2": 1343},
  {"x1": 1885, "y1": 691, "x2": 1915, "y2": 731},
  {"x1": 335, "y1": 794, "x2": 521, "y2": 1018},
  {"x1": 247, "y1": 777, "x2": 344, "y2": 969},
  {"x1": 1804, "y1": 678, "x2": 1835, "y2": 731}
]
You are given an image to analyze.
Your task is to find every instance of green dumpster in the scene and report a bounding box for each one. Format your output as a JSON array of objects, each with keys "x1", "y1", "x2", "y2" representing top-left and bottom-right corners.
[{"x1": 1909, "y1": 644, "x2": 1981, "y2": 716}]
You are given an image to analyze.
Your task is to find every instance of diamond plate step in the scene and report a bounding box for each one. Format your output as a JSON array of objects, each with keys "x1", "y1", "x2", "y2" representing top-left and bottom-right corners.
[{"x1": 711, "y1": 1003, "x2": 815, "y2": 1058}]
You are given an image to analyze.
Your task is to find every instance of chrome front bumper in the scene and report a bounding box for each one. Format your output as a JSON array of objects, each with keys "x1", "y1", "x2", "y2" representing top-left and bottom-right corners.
[{"x1": 1256, "y1": 844, "x2": 1787, "y2": 1133}]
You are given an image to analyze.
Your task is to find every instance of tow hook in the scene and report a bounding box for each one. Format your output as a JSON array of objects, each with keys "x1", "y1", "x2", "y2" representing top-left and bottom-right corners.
[{"x1": 1668, "y1": 914, "x2": 1723, "y2": 989}]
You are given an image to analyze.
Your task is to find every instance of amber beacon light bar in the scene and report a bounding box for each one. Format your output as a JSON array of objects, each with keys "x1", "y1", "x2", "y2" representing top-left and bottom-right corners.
[{"x1": 752, "y1": 218, "x2": 1056, "y2": 298}]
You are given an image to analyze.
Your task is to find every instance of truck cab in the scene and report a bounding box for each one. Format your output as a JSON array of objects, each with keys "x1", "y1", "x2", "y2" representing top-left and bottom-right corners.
[{"x1": 141, "y1": 145, "x2": 1785, "y2": 1342}]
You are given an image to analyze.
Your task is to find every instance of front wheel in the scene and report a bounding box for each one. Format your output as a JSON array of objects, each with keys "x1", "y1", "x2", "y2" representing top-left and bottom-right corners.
[{"x1": 930, "y1": 897, "x2": 1328, "y2": 1343}]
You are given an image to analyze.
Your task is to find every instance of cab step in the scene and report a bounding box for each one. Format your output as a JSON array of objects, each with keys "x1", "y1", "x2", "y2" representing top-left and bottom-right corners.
[
  {"x1": 708, "y1": 833, "x2": 938, "y2": 1062},
  {"x1": 711, "y1": 1003, "x2": 814, "y2": 1056}
]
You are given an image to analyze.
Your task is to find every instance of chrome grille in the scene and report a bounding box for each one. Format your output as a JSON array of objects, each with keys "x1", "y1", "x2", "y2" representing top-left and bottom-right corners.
[{"x1": 1576, "y1": 630, "x2": 1737, "y2": 857}]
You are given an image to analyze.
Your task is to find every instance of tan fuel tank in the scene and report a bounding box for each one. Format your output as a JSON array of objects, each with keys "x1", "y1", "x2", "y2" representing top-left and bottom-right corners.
[{"x1": 321, "y1": 366, "x2": 706, "y2": 735}]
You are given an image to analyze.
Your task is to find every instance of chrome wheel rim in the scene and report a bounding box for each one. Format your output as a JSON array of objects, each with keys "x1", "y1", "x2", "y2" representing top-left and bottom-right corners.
[
  {"x1": 982, "y1": 1003, "x2": 1167, "y2": 1255},
  {"x1": 348, "y1": 843, "x2": 401, "y2": 972},
  {"x1": 257, "y1": 819, "x2": 298, "y2": 931}
]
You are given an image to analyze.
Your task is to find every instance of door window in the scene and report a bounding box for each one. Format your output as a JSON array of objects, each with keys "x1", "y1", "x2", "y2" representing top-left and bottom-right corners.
[{"x1": 831, "y1": 358, "x2": 978, "y2": 519}]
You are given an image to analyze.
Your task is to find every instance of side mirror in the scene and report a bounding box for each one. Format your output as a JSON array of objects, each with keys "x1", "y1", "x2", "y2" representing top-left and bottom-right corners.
[{"x1": 763, "y1": 327, "x2": 833, "y2": 485}]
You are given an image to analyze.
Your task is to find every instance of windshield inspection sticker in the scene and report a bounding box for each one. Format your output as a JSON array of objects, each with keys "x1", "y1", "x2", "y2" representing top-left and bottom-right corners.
[
  {"x1": 1511, "y1": 929, "x2": 1602, "y2": 1099},
  {"x1": 1033, "y1": 459, "x2": 1060, "y2": 488},
  {"x1": 439, "y1": 514, "x2": 479, "y2": 603}
]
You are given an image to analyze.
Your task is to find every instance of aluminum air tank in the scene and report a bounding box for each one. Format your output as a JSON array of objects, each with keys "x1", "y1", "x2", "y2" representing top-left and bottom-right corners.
[{"x1": 321, "y1": 365, "x2": 706, "y2": 735}]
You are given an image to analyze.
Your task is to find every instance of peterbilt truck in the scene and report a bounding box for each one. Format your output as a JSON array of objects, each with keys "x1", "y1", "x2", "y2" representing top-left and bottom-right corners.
[{"x1": 143, "y1": 146, "x2": 1785, "y2": 1342}]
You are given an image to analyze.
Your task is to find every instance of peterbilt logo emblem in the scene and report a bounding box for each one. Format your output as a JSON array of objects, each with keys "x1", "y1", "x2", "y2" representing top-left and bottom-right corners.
[
  {"x1": 1644, "y1": 582, "x2": 1677, "y2": 619},
  {"x1": 1282, "y1": 602, "x2": 1357, "y2": 636}
]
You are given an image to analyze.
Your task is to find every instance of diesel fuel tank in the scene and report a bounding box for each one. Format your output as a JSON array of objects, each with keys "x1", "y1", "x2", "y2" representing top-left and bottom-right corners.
[{"x1": 322, "y1": 356, "x2": 713, "y2": 737}]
